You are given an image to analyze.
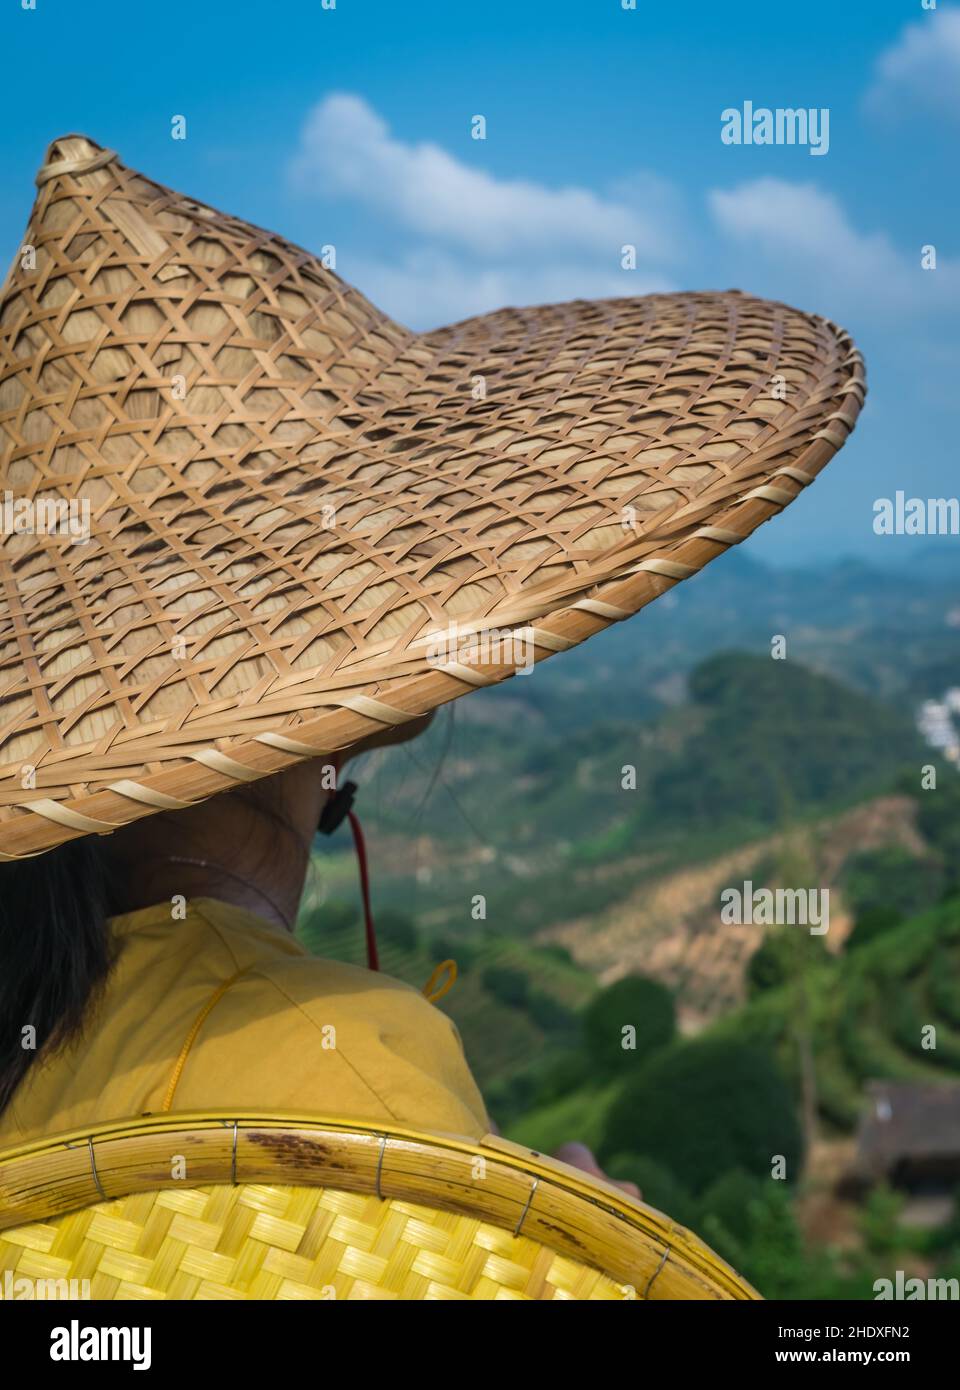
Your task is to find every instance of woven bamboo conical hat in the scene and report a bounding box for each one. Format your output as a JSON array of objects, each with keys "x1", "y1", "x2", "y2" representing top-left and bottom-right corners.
[{"x1": 0, "y1": 134, "x2": 865, "y2": 859}]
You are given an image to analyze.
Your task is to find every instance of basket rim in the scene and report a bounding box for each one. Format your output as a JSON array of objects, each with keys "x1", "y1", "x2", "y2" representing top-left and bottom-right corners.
[{"x1": 0, "y1": 1109, "x2": 760, "y2": 1299}]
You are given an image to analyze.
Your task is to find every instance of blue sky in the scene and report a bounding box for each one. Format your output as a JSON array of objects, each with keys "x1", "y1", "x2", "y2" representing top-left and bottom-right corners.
[{"x1": 1, "y1": 0, "x2": 956, "y2": 565}]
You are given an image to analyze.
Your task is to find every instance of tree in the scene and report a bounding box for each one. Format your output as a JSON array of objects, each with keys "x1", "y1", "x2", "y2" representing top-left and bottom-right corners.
[
  {"x1": 600, "y1": 1038, "x2": 803, "y2": 1196},
  {"x1": 698, "y1": 1169, "x2": 766, "y2": 1244},
  {"x1": 581, "y1": 975, "x2": 675, "y2": 1077},
  {"x1": 846, "y1": 904, "x2": 903, "y2": 952},
  {"x1": 746, "y1": 936, "x2": 790, "y2": 996},
  {"x1": 604, "y1": 1153, "x2": 697, "y2": 1228}
]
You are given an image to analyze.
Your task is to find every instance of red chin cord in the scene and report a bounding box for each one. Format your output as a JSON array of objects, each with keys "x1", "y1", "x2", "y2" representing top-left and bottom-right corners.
[{"x1": 347, "y1": 809, "x2": 379, "y2": 972}]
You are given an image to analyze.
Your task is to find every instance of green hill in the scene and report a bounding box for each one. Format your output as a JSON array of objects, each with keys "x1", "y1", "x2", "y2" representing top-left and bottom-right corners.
[
  {"x1": 328, "y1": 651, "x2": 926, "y2": 946},
  {"x1": 650, "y1": 652, "x2": 927, "y2": 830}
]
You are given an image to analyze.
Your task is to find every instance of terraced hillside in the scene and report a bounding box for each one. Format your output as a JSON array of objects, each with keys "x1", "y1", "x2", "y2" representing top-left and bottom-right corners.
[
  {"x1": 539, "y1": 793, "x2": 928, "y2": 1030},
  {"x1": 506, "y1": 897, "x2": 960, "y2": 1156},
  {"x1": 716, "y1": 897, "x2": 960, "y2": 1132}
]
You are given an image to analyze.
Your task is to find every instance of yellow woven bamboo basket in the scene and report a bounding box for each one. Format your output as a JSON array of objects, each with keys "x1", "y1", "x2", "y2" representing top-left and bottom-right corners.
[{"x1": 0, "y1": 1111, "x2": 759, "y2": 1300}]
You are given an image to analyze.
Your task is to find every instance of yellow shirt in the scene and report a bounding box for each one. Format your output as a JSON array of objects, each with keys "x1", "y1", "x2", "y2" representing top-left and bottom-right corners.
[{"x1": 0, "y1": 898, "x2": 489, "y2": 1146}]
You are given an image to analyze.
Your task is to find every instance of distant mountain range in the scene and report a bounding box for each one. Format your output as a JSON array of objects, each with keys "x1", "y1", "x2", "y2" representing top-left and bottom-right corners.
[{"x1": 512, "y1": 547, "x2": 959, "y2": 721}]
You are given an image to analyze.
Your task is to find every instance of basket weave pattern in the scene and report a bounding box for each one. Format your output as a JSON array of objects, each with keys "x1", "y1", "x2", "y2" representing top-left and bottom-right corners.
[{"x1": 2, "y1": 1186, "x2": 639, "y2": 1301}]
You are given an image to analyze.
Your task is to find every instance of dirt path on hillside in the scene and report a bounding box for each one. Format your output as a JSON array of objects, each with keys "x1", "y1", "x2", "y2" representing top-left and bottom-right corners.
[{"x1": 539, "y1": 795, "x2": 925, "y2": 1031}]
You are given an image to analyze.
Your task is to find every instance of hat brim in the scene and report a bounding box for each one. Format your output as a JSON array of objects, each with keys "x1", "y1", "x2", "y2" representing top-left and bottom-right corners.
[{"x1": 0, "y1": 137, "x2": 865, "y2": 858}]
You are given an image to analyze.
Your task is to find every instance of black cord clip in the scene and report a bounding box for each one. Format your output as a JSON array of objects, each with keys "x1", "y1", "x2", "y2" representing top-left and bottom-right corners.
[{"x1": 317, "y1": 780, "x2": 357, "y2": 835}]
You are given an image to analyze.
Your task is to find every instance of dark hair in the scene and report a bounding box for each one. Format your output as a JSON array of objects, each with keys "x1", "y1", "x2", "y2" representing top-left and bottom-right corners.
[
  {"x1": 0, "y1": 838, "x2": 114, "y2": 1114},
  {"x1": 0, "y1": 768, "x2": 348, "y2": 1118}
]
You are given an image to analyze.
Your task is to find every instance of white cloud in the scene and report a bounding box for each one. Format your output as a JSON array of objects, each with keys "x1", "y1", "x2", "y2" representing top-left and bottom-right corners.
[
  {"x1": 709, "y1": 178, "x2": 955, "y2": 315},
  {"x1": 287, "y1": 93, "x2": 685, "y2": 327},
  {"x1": 343, "y1": 250, "x2": 673, "y2": 331},
  {"x1": 865, "y1": 7, "x2": 960, "y2": 119},
  {"x1": 289, "y1": 92, "x2": 679, "y2": 261},
  {"x1": 287, "y1": 95, "x2": 953, "y2": 332}
]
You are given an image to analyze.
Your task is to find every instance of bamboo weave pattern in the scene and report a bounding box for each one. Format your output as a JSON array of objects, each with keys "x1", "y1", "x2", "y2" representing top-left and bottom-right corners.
[{"x1": 0, "y1": 136, "x2": 865, "y2": 857}]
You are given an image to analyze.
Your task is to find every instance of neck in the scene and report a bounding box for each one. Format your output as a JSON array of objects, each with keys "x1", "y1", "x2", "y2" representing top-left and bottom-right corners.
[
  {"x1": 104, "y1": 760, "x2": 338, "y2": 932},
  {"x1": 156, "y1": 855, "x2": 302, "y2": 932}
]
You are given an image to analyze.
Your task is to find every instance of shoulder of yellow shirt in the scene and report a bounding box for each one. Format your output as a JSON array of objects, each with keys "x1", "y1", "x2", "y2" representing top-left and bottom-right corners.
[{"x1": 178, "y1": 899, "x2": 489, "y2": 1133}]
